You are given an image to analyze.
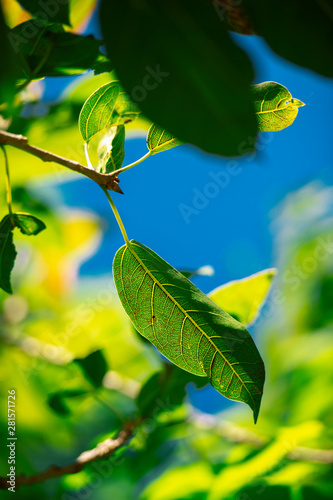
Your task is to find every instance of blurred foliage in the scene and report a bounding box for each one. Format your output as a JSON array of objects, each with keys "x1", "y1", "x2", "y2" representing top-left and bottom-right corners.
[
  {"x1": 0, "y1": 0, "x2": 332, "y2": 498},
  {"x1": 1, "y1": 133, "x2": 333, "y2": 499}
]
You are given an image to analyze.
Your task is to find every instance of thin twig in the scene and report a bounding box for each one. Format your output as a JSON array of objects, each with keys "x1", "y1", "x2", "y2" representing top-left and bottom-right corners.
[
  {"x1": 0, "y1": 421, "x2": 136, "y2": 490},
  {"x1": 0, "y1": 130, "x2": 123, "y2": 194}
]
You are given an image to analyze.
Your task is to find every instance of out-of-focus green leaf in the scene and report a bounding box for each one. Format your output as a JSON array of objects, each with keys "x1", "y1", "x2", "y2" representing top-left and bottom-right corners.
[
  {"x1": 113, "y1": 240, "x2": 265, "y2": 423},
  {"x1": 74, "y1": 349, "x2": 108, "y2": 388},
  {"x1": 0, "y1": 212, "x2": 46, "y2": 294},
  {"x1": 0, "y1": 215, "x2": 16, "y2": 294},
  {"x1": 9, "y1": 21, "x2": 108, "y2": 81},
  {"x1": 141, "y1": 461, "x2": 213, "y2": 500},
  {"x1": 99, "y1": 0, "x2": 258, "y2": 157},
  {"x1": 18, "y1": 0, "x2": 71, "y2": 25},
  {"x1": 243, "y1": 0, "x2": 333, "y2": 78},
  {"x1": 14, "y1": 212, "x2": 46, "y2": 236},
  {"x1": 48, "y1": 389, "x2": 90, "y2": 415},
  {"x1": 97, "y1": 125, "x2": 125, "y2": 173},
  {"x1": 209, "y1": 421, "x2": 324, "y2": 500},
  {"x1": 252, "y1": 82, "x2": 305, "y2": 131},
  {"x1": 147, "y1": 124, "x2": 183, "y2": 155},
  {"x1": 137, "y1": 365, "x2": 207, "y2": 417},
  {"x1": 209, "y1": 268, "x2": 276, "y2": 326}
]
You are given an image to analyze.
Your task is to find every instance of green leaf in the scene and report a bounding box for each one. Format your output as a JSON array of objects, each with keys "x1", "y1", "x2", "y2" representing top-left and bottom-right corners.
[
  {"x1": 243, "y1": 0, "x2": 333, "y2": 78},
  {"x1": 13, "y1": 213, "x2": 46, "y2": 236},
  {"x1": 209, "y1": 268, "x2": 276, "y2": 326},
  {"x1": 18, "y1": 0, "x2": 71, "y2": 26},
  {"x1": 74, "y1": 350, "x2": 108, "y2": 388},
  {"x1": 48, "y1": 389, "x2": 90, "y2": 415},
  {"x1": 114, "y1": 89, "x2": 141, "y2": 125},
  {"x1": 137, "y1": 366, "x2": 208, "y2": 418},
  {"x1": 147, "y1": 124, "x2": 184, "y2": 155},
  {"x1": 79, "y1": 81, "x2": 121, "y2": 142},
  {"x1": 0, "y1": 212, "x2": 46, "y2": 294},
  {"x1": 79, "y1": 82, "x2": 139, "y2": 143},
  {"x1": 252, "y1": 82, "x2": 305, "y2": 132},
  {"x1": 97, "y1": 125, "x2": 125, "y2": 173},
  {"x1": 9, "y1": 21, "x2": 108, "y2": 81},
  {"x1": 113, "y1": 240, "x2": 265, "y2": 423},
  {"x1": 0, "y1": 215, "x2": 16, "y2": 295},
  {"x1": 99, "y1": 0, "x2": 258, "y2": 157}
]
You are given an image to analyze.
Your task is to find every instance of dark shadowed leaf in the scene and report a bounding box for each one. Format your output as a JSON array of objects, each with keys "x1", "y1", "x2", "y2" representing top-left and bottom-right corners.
[
  {"x1": 99, "y1": 0, "x2": 258, "y2": 157},
  {"x1": 0, "y1": 212, "x2": 46, "y2": 294},
  {"x1": 18, "y1": 0, "x2": 71, "y2": 26},
  {"x1": 137, "y1": 365, "x2": 207, "y2": 417},
  {"x1": 113, "y1": 240, "x2": 265, "y2": 422},
  {"x1": 0, "y1": 6, "x2": 19, "y2": 106},
  {"x1": 0, "y1": 215, "x2": 16, "y2": 294},
  {"x1": 252, "y1": 82, "x2": 305, "y2": 132},
  {"x1": 74, "y1": 349, "x2": 108, "y2": 388},
  {"x1": 243, "y1": 0, "x2": 333, "y2": 78},
  {"x1": 9, "y1": 21, "x2": 108, "y2": 81}
]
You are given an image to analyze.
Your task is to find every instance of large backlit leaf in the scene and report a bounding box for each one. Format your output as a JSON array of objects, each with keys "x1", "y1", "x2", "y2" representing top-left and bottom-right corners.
[
  {"x1": 252, "y1": 82, "x2": 305, "y2": 132},
  {"x1": 243, "y1": 0, "x2": 333, "y2": 78},
  {"x1": 209, "y1": 268, "x2": 276, "y2": 326},
  {"x1": 18, "y1": 0, "x2": 71, "y2": 25},
  {"x1": 147, "y1": 124, "x2": 184, "y2": 155},
  {"x1": 113, "y1": 240, "x2": 265, "y2": 422},
  {"x1": 0, "y1": 215, "x2": 16, "y2": 294},
  {"x1": 99, "y1": 0, "x2": 258, "y2": 157}
]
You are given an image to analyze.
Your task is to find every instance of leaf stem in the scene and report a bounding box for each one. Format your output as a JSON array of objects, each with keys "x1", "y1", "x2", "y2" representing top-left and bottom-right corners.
[
  {"x1": 112, "y1": 151, "x2": 151, "y2": 177},
  {"x1": 1, "y1": 146, "x2": 14, "y2": 221},
  {"x1": 102, "y1": 186, "x2": 130, "y2": 246}
]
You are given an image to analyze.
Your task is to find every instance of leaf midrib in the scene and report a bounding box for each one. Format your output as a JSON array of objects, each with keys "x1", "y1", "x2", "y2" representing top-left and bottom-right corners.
[
  {"x1": 257, "y1": 101, "x2": 295, "y2": 115},
  {"x1": 126, "y1": 241, "x2": 255, "y2": 405}
]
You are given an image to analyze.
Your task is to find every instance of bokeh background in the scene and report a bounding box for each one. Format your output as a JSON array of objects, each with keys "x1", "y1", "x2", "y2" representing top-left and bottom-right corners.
[{"x1": 0, "y1": 1, "x2": 333, "y2": 499}]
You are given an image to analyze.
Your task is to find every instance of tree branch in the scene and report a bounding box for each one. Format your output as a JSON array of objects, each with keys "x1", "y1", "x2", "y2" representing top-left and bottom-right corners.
[
  {"x1": 0, "y1": 130, "x2": 123, "y2": 194},
  {"x1": 0, "y1": 421, "x2": 136, "y2": 490}
]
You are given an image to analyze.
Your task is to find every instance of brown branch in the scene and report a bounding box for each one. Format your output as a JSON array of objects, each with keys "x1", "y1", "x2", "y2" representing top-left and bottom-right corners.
[
  {"x1": 0, "y1": 421, "x2": 136, "y2": 490},
  {"x1": 0, "y1": 130, "x2": 123, "y2": 194}
]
